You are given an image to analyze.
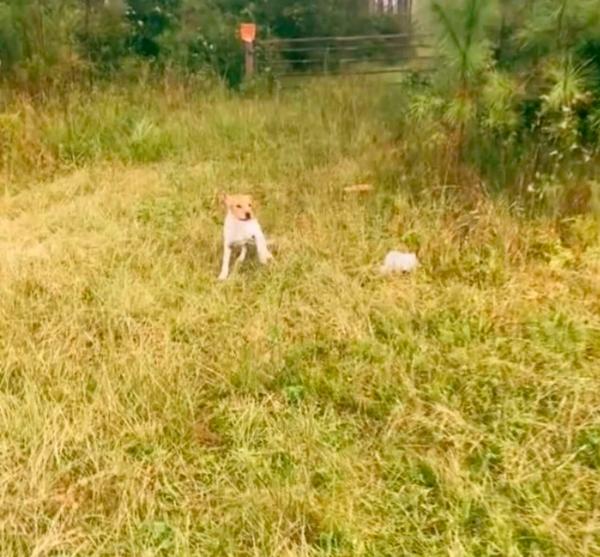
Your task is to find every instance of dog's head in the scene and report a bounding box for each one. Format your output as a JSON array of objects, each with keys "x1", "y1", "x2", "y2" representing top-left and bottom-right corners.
[{"x1": 219, "y1": 193, "x2": 255, "y2": 221}]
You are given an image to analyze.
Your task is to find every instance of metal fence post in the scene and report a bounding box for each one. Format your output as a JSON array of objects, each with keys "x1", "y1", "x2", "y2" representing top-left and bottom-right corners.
[
  {"x1": 240, "y1": 23, "x2": 257, "y2": 80},
  {"x1": 245, "y1": 41, "x2": 255, "y2": 79}
]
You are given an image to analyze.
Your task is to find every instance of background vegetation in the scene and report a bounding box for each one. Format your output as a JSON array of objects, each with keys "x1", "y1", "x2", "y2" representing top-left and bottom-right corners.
[
  {"x1": 0, "y1": 1, "x2": 599, "y2": 555},
  {"x1": 1, "y1": 0, "x2": 599, "y2": 200},
  {"x1": 0, "y1": 0, "x2": 401, "y2": 88}
]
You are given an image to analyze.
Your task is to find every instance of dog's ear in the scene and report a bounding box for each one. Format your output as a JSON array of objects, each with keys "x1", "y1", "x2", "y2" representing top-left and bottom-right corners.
[{"x1": 217, "y1": 192, "x2": 228, "y2": 206}]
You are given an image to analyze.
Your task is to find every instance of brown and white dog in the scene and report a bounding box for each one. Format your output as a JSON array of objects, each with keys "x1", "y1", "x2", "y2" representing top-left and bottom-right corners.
[{"x1": 218, "y1": 193, "x2": 273, "y2": 280}]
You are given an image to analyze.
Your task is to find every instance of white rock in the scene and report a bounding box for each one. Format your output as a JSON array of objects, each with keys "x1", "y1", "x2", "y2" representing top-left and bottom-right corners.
[{"x1": 380, "y1": 251, "x2": 419, "y2": 274}]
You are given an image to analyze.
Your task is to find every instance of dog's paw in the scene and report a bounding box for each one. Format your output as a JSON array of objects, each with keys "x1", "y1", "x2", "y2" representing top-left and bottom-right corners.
[
  {"x1": 259, "y1": 251, "x2": 274, "y2": 265},
  {"x1": 217, "y1": 273, "x2": 228, "y2": 281}
]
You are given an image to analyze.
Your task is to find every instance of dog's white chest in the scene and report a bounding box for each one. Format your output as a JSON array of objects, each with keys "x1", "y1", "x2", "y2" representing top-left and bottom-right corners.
[{"x1": 224, "y1": 215, "x2": 260, "y2": 246}]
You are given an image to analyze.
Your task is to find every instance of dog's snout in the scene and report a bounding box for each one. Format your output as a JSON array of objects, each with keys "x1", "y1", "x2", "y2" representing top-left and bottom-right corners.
[{"x1": 245, "y1": 212, "x2": 252, "y2": 220}]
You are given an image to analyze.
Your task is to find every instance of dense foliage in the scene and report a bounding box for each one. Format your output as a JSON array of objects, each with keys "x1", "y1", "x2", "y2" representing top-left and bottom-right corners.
[
  {"x1": 0, "y1": 0, "x2": 400, "y2": 87},
  {"x1": 406, "y1": 0, "x2": 600, "y2": 200}
]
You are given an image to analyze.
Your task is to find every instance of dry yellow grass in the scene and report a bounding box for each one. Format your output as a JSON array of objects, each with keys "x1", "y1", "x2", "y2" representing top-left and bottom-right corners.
[{"x1": 0, "y1": 82, "x2": 599, "y2": 555}]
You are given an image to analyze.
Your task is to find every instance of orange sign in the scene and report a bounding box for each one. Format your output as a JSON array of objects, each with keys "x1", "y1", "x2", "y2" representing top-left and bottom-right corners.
[{"x1": 240, "y1": 23, "x2": 256, "y2": 43}]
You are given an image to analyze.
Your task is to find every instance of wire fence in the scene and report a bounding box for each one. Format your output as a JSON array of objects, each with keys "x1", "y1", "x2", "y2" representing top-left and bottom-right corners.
[{"x1": 253, "y1": 32, "x2": 435, "y2": 78}]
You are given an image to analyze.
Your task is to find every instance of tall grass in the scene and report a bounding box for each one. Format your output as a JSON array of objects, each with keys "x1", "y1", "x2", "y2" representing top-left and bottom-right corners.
[
  {"x1": 0, "y1": 80, "x2": 599, "y2": 555},
  {"x1": 0, "y1": 79, "x2": 380, "y2": 186},
  {"x1": 2, "y1": 77, "x2": 599, "y2": 212}
]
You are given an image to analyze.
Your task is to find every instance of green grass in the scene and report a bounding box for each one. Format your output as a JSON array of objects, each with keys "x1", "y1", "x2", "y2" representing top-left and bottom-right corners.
[{"x1": 0, "y1": 80, "x2": 599, "y2": 556}]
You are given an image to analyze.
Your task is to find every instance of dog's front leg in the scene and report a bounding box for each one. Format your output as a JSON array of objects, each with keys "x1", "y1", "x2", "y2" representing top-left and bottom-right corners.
[
  {"x1": 236, "y1": 245, "x2": 248, "y2": 264},
  {"x1": 218, "y1": 244, "x2": 232, "y2": 280},
  {"x1": 254, "y1": 228, "x2": 273, "y2": 265}
]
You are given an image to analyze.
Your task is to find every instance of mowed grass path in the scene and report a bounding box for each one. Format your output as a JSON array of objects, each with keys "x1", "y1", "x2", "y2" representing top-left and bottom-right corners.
[{"x1": 0, "y1": 83, "x2": 599, "y2": 555}]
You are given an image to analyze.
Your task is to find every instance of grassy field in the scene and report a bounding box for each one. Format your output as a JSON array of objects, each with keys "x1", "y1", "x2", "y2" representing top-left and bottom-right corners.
[{"x1": 1, "y1": 80, "x2": 599, "y2": 556}]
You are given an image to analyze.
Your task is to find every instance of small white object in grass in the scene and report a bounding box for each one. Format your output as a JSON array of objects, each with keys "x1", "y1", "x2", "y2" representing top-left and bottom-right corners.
[{"x1": 380, "y1": 251, "x2": 419, "y2": 274}]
